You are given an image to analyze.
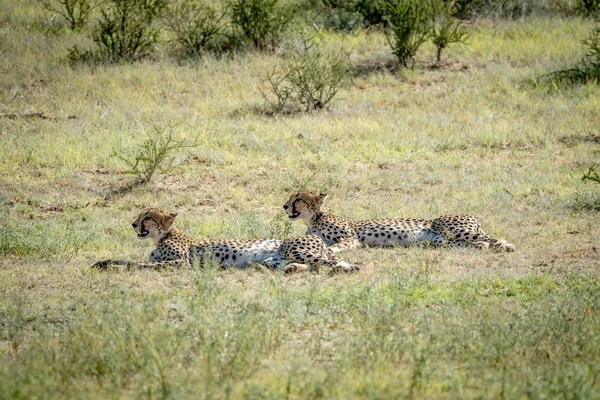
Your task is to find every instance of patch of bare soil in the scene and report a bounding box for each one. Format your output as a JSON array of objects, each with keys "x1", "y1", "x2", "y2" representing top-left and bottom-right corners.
[{"x1": 559, "y1": 134, "x2": 600, "y2": 146}]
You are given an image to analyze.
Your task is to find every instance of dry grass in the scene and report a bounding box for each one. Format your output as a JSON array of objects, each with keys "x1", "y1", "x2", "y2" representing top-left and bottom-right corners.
[{"x1": 1, "y1": 0, "x2": 600, "y2": 398}]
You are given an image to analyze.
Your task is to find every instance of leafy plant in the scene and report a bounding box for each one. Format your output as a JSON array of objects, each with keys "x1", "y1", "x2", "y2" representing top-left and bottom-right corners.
[
  {"x1": 429, "y1": 0, "x2": 469, "y2": 65},
  {"x1": 112, "y1": 123, "x2": 198, "y2": 185},
  {"x1": 262, "y1": 37, "x2": 352, "y2": 112},
  {"x1": 554, "y1": 0, "x2": 600, "y2": 17},
  {"x1": 165, "y1": 0, "x2": 228, "y2": 57},
  {"x1": 91, "y1": 0, "x2": 167, "y2": 62},
  {"x1": 306, "y1": 0, "x2": 386, "y2": 31},
  {"x1": 582, "y1": 164, "x2": 600, "y2": 184},
  {"x1": 229, "y1": 0, "x2": 294, "y2": 50},
  {"x1": 538, "y1": 25, "x2": 600, "y2": 86},
  {"x1": 383, "y1": 0, "x2": 431, "y2": 67},
  {"x1": 42, "y1": 0, "x2": 99, "y2": 30}
]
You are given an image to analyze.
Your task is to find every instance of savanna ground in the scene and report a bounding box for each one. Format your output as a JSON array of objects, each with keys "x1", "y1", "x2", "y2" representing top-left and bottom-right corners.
[{"x1": 1, "y1": 0, "x2": 600, "y2": 398}]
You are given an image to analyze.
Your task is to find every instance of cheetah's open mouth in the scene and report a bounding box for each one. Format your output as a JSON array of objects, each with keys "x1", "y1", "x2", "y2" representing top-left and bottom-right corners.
[
  {"x1": 137, "y1": 230, "x2": 149, "y2": 238},
  {"x1": 288, "y1": 212, "x2": 300, "y2": 219}
]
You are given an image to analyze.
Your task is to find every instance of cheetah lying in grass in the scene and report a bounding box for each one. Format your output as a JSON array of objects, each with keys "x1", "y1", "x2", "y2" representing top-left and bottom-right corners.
[
  {"x1": 283, "y1": 190, "x2": 516, "y2": 254},
  {"x1": 92, "y1": 208, "x2": 359, "y2": 273}
]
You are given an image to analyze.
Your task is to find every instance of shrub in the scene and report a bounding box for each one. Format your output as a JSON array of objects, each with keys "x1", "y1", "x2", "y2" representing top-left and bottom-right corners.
[
  {"x1": 355, "y1": 0, "x2": 387, "y2": 26},
  {"x1": 553, "y1": 0, "x2": 600, "y2": 17},
  {"x1": 165, "y1": 1, "x2": 228, "y2": 57},
  {"x1": 384, "y1": 0, "x2": 431, "y2": 67},
  {"x1": 305, "y1": 0, "x2": 386, "y2": 31},
  {"x1": 111, "y1": 123, "x2": 198, "y2": 185},
  {"x1": 91, "y1": 0, "x2": 167, "y2": 62},
  {"x1": 453, "y1": 0, "x2": 552, "y2": 19},
  {"x1": 42, "y1": 0, "x2": 99, "y2": 30},
  {"x1": 429, "y1": 0, "x2": 469, "y2": 65},
  {"x1": 538, "y1": 25, "x2": 600, "y2": 86},
  {"x1": 229, "y1": 0, "x2": 294, "y2": 50},
  {"x1": 262, "y1": 37, "x2": 352, "y2": 112}
]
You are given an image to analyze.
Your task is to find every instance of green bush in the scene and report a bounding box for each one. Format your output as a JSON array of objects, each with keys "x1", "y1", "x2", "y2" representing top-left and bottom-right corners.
[
  {"x1": 91, "y1": 0, "x2": 167, "y2": 62},
  {"x1": 229, "y1": 0, "x2": 294, "y2": 50},
  {"x1": 111, "y1": 123, "x2": 198, "y2": 185},
  {"x1": 539, "y1": 25, "x2": 600, "y2": 86},
  {"x1": 42, "y1": 0, "x2": 99, "y2": 30},
  {"x1": 553, "y1": 0, "x2": 600, "y2": 17},
  {"x1": 429, "y1": 0, "x2": 469, "y2": 65},
  {"x1": 305, "y1": 0, "x2": 386, "y2": 31},
  {"x1": 453, "y1": 0, "x2": 553, "y2": 19},
  {"x1": 262, "y1": 37, "x2": 352, "y2": 112},
  {"x1": 165, "y1": 0, "x2": 228, "y2": 56},
  {"x1": 384, "y1": 0, "x2": 431, "y2": 67}
]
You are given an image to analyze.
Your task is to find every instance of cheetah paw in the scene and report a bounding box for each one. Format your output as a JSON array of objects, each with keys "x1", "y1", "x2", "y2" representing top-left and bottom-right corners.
[
  {"x1": 329, "y1": 261, "x2": 360, "y2": 275},
  {"x1": 495, "y1": 240, "x2": 516, "y2": 252},
  {"x1": 284, "y1": 263, "x2": 311, "y2": 274}
]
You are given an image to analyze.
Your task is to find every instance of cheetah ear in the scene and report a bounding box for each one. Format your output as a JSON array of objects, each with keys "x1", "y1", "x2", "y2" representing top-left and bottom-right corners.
[
  {"x1": 315, "y1": 193, "x2": 327, "y2": 208},
  {"x1": 163, "y1": 212, "x2": 178, "y2": 230}
]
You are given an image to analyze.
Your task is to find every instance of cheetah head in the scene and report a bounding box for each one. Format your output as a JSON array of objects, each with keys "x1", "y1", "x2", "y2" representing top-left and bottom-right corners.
[
  {"x1": 283, "y1": 190, "x2": 326, "y2": 223},
  {"x1": 132, "y1": 208, "x2": 178, "y2": 243}
]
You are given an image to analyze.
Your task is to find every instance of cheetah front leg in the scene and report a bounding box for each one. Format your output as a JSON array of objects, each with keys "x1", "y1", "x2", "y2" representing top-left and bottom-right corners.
[{"x1": 329, "y1": 237, "x2": 362, "y2": 254}]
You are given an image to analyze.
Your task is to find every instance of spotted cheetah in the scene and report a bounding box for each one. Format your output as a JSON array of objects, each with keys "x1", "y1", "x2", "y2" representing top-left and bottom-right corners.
[
  {"x1": 282, "y1": 190, "x2": 516, "y2": 253},
  {"x1": 92, "y1": 208, "x2": 358, "y2": 273}
]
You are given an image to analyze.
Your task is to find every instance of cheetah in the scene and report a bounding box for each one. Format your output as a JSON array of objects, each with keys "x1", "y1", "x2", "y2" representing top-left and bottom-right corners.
[
  {"x1": 282, "y1": 190, "x2": 516, "y2": 254},
  {"x1": 92, "y1": 207, "x2": 359, "y2": 273}
]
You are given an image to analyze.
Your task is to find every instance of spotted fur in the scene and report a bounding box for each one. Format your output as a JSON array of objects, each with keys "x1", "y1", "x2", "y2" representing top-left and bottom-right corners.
[
  {"x1": 92, "y1": 208, "x2": 358, "y2": 273},
  {"x1": 283, "y1": 190, "x2": 516, "y2": 253}
]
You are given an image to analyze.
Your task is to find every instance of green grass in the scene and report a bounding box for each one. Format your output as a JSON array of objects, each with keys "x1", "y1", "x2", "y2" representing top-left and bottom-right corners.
[{"x1": 2, "y1": 0, "x2": 600, "y2": 398}]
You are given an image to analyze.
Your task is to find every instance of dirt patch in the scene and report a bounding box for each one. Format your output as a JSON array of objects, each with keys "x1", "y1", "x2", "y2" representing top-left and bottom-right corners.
[{"x1": 559, "y1": 134, "x2": 600, "y2": 146}]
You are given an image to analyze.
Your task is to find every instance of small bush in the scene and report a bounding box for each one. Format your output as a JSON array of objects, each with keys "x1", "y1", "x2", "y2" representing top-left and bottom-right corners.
[
  {"x1": 384, "y1": 0, "x2": 431, "y2": 67},
  {"x1": 553, "y1": 0, "x2": 600, "y2": 17},
  {"x1": 305, "y1": 0, "x2": 386, "y2": 31},
  {"x1": 538, "y1": 25, "x2": 600, "y2": 86},
  {"x1": 453, "y1": 0, "x2": 552, "y2": 19},
  {"x1": 90, "y1": 0, "x2": 167, "y2": 62},
  {"x1": 262, "y1": 37, "x2": 352, "y2": 112},
  {"x1": 112, "y1": 123, "x2": 198, "y2": 185},
  {"x1": 429, "y1": 0, "x2": 469, "y2": 65},
  {"x1": 42, "y1": 0, "x2": 99, "y2": 30},
  {"x1": 355, "y1": 0, "x2": 388, "y2": 26},
  {"x1": 165, "y1": 1, "x2": 228, "y2": 57},
  {"x1": 229, "y1": 0, "x2": 294, "y2": 50}
]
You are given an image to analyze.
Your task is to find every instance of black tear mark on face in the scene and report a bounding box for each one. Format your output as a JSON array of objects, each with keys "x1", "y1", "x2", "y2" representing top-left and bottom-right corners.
[
  {"x1": 290, "y1": 198, "x2": 308, "y2": 219},
  {"x1": 137, "y1": 216, "x2": 152, "y2": 238}
]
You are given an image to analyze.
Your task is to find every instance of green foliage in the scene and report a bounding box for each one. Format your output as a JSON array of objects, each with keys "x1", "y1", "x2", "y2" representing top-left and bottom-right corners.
[
  {"x1": 553, "y1": 0, "x2": 600, "y2": 17},
  {"x1": 306, "y1": 0, "x2": 387, "y2": 31},
  {"x1": 577, "y1": 0, "x2": 600, "y2": 15},
  {"x1": 42, "y1": 0, "x2": 98, "y2": 30},
  {"x1": 452, "y1": 0, "x2": 551, "y2": 19},
  {"x1": 91, "y1": 0, "x2": 167, "y2": 62},
  {"x1": 582, "y1": 164, "x2": 600, "y2": 184},
  {"x1": 262, "y1": 37, "x2": 352, "y2": 112},
  {"x1": 165, "y1": 0, "x2": 228, "y2": 57},
  {"x1": 429, "y1": 0, "x2": 469, "y2": 65},
  {"x1": 539, "y1": 25, "x2": 600, "y2": 86},
  {"x1": 384, "y1": 0, "x2": 431, "y2": 67},
  {"x1": 229, "y1": 0, "x2": 294, "y2": 50},
  {"x1": 111, "y1": 123, "x2": 198, "y2": 185}
]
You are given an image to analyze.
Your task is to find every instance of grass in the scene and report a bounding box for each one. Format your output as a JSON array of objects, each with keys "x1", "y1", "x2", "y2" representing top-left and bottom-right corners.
[{"x1": 1, "y1": 0, "x2": 600, "y2": 398}]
